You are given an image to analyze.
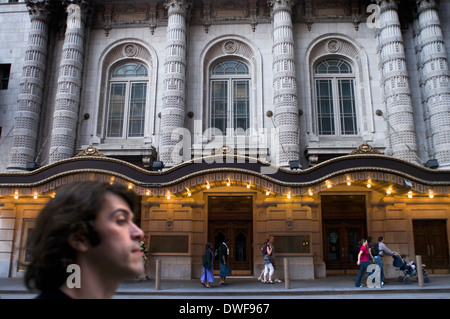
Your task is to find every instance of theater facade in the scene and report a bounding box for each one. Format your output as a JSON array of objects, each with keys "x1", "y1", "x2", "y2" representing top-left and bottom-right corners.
[{"x1": 0, "y1": 0, "x2": 450, "y2": 279}]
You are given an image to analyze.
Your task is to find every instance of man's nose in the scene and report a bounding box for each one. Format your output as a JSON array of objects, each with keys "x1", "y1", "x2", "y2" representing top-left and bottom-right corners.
[{"x1": 130, "y1": 222, "x2": 144, "y2": 241}]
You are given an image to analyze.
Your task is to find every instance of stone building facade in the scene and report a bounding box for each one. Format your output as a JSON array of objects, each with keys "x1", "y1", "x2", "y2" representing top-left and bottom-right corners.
[{"x1": 0, "y1": 0, "x2": 449, "y2": 279}]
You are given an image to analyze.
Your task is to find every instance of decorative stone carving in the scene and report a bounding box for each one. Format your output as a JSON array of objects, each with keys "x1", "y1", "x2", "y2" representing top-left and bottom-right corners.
[
  {"x1": 376, "y1": 0, "x2": 420, "y2": 165},
  {"x1": 268, "y1": 0, "x2": 300, "y2": 166},
  {"x1": 325, "y1": 39, "x2": 341, "y2": 53},
  {"x1": 350, "y1": 144, "x2": 383, "y2": 155},
  {"x1": 211, "y1": 145, "x2": 237, "y2": 156},
  {"x1": 49, "y1": 1, "x2": 90, "y2": 164},
  {"x1": 7, "y1": 0, "x2": 51, "y2": 171},
  {"x1": 159, "y1": 0, "x2": 191, "y2": 166},
  {"x1": 75, "y1": 145, "x2": 105, "y2": 157},
  {"x1": 222, "y1": 40, "x2": 238, "y2": 54},
  {"x1": 415, "y1": 0, "x2": 450, "y2": 167},
  {"x1": 123, "y1": 43, "x2": 138, "y2": 57}
]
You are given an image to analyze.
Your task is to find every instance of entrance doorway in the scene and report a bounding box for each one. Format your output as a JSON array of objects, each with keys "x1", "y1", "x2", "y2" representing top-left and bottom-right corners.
[
  {"x1": 413, "y1": 220, "x2": 450, "y2": 273},
  {"x1": 208, "y1": 196, "x2": 253, "y2": 275},
  {"x1": 323, "y1": 220, "x2": 365, "y2": 272},
  {"x1": 322, "y1": 195, "x2": 367, "y2": 273}
]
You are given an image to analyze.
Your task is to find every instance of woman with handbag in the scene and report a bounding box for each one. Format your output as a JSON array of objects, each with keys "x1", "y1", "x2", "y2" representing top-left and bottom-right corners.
[{"x1": 201, "y1": 242, "x2": 215, "y2": 288}]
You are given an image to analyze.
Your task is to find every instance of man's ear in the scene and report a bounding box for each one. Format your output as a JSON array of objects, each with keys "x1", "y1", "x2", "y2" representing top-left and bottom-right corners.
[{"x1": 67, "y1": 229, "x2": 91, "y2": 253}]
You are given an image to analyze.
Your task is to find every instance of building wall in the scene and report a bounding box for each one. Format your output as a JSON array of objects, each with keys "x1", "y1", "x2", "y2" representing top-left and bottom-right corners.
[
  {"x1": 2, "y1": 182, "x2": 448, "y2": 279},
  {"x1": 2, "y1": 1, "x2": 450, "y2": 170},
  {"x1": 0, "y1": 1, "x2": 30, "y2": 170}
]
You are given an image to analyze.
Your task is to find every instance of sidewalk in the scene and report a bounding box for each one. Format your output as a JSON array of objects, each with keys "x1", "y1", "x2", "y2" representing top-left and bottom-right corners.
[{"x1": 1, "y1": 274, "x2": 450, "y2": 298}]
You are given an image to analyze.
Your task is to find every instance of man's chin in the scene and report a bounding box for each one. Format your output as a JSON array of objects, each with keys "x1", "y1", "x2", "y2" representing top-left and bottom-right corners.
[{"x1": 117, "y1": 263, "x2": 144, "y2": 281}]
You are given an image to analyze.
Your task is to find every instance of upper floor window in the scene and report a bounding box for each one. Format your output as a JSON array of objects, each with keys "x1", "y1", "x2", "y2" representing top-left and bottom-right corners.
[
  {"x1": 210, "y1": 59, "x2": 250, "y2": 134},
  {"x1": 107, "y1": 62, "x2": 148, "y2": 138},
  {"x1": 0, "y1": 64, "x2": 11, "y2": 90},
  {"x1": 314, "y1": 59, "x2": 358, "y2": 136}
]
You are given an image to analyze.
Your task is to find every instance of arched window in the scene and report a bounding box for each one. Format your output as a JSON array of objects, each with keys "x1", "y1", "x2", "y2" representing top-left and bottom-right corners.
[
  {"x1": 210, "y1": 59, "x2": 250, "y2": 134},
  {"x1": 314, "y1": 59, "x2": 358, "y2": 136},
  {"x1": 106, "y1": 62, "x2": 148, "y2": 138}
]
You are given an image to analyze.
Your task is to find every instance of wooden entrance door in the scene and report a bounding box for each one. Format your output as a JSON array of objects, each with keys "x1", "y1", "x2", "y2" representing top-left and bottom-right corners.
[
  {"x1": 209, "y1": 221, "x2": 253, "y2": 275},
  {"x1": 321, "y1": 195, "x2": 367, "y2": 273},
  {"x1": 208, "y1": 196, "x2": 253, "y2": 275},
  {"x1": 413, "y1": 220, "x2": 449, "y2": 273},
  {"x1": 323, "y1": 220, "x2": 366, "y2": 272}
]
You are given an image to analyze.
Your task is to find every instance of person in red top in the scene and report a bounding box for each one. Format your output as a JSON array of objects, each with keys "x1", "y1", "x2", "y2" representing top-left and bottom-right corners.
[{"x1": 355, "y1": 238, "x2": 374, "y2": 287}]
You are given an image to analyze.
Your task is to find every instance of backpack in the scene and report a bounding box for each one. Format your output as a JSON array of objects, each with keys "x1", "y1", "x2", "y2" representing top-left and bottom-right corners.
[
  {"x1": 371, "y1": 243, "x2": 379, "y2": 257},
  {"x1": 261, "y1": 244, "x2": 268, "y2": 255}
]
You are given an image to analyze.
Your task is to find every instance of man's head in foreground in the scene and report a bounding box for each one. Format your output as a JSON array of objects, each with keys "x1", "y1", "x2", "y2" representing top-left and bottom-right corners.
[{"x1": 25, "y1": 181, "x2": 144, "y2": 298}]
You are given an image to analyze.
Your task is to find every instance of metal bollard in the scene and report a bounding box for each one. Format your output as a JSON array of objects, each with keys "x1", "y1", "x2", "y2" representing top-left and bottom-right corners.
[
  {"x1": 416, "y1": 255, "x2": 424, "y2": 287},
  {"x1": 155, "y1": 258, "x2": 161, "y2": 290},
  {"x1": 284, "y1": 258, "x2": 290, "y2": 290}
]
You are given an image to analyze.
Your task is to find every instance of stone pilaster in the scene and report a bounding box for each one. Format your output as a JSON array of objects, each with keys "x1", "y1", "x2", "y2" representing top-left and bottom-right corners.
[
  {"x1": 7, "y1": 0, "x2": 50, "y2": 171},
  {"x1": 49, "y1": 0, "x2": 89, "y2": 163},
  {"x1": 377, "y1": 0, "x2": 420, "y2": 165},
  {"x1": 159, "y1": 0, "x2": 190, "y2": 166},
  {"x1": 415, "y1": 0, "x2": 450, "y2": 169},
  {"x1": 268, "y1": 0, "x2": 300, "y2": 166}
]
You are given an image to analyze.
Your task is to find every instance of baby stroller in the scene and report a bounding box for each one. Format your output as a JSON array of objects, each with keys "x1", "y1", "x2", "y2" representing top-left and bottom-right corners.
[{"x1": 393, "y1": 254, "x2": 430, "y2": 284}]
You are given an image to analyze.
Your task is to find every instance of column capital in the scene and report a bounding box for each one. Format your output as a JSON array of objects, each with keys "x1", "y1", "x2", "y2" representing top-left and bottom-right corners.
[
  {"x1": 62, "y1": 0, "x2": 90, "y2": 6},
  {"x1": 267, "y1": 0, "x2": 296, "y2": 14},
  {"x1": 62, "y1": 0, "x2": 92, "y2": 13},
  {"x1": 25, "y1": 0, "x2": 51, "y2": 22},
  {"x1": 376, "y1": 0, "x2": 399, "y2": 12},
  {"x1": 416, "y1": 0, "x2": 439, "y2": 14},
  {"x1": 164, "y1": 0, "x2": 192, "y2": 15}
]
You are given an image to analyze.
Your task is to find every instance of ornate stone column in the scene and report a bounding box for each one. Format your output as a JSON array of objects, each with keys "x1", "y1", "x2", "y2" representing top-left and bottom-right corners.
[
  {"x1": 7, "y1": 0, "x2": 50, "y2": 171},
  {"x1": 49, "y1": 0, "x2": 89, "y2": 163},
  {"x1": 268, "y1": 0, "x2": 300, "y2": 166},
  {"x1": 159, "y1": 0, "x2": 190, "y2": 166},
  {"x1": 376, "y1": 0, "x2": 420, "y2": 165},
  {"x1": 415, "y1": 0, "x2": 450, "y2": 169}
]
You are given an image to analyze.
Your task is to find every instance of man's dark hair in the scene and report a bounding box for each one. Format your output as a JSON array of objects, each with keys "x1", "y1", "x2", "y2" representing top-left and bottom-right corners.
[{"x1": 24, "y1": 181, "x2": 137, "y2": 292}]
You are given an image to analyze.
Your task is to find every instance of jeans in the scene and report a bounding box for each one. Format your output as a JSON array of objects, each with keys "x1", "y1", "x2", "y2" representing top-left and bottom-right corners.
[
  {"x1": 264, "y1": 262, "x2": 274, "y2": 278},
  {"x1": 374, "y1": 256, "x2": 384, "y2": 283},
  {"x1": 355, "y1": 261, "x2": 370, "y2": 287}
]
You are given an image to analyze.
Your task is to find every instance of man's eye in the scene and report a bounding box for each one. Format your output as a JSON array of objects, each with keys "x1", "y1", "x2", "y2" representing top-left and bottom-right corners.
[{"x1": 116, "y1": 218, "x2": 127, "y2": 225}]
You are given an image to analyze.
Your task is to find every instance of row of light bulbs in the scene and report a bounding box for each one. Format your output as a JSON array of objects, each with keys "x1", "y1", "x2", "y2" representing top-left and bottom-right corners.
[
  {"x1": 8, "y1": 179, "x2": 437, "y2": 200},
  {"x1": 149, "y1": 178, "x2": 438, "y2": 200}
]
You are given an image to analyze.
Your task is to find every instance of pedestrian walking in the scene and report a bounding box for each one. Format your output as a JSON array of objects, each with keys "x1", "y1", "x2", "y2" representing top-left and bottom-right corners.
[
  {"x1": 267, "y1": 236, "x2": 282, "y2": 283},
  {"x1": 201, "y1": 242, "x2": 214, "y2": 288},
  {"x1": 377, "y1": 236, "x2": 398, "y2": 284},
  {"x1": 257, "y1": 239, "x2": 269, "y2": 282},
  {"x1": 219, "y1": 238, "x2": 230, "y2": 285},
  {"x1": 355, "y1": 238, "x2": 374, "y2": 287},
  {"x1": 263, "y1": 240, "x2": 274, "y2": 284}
]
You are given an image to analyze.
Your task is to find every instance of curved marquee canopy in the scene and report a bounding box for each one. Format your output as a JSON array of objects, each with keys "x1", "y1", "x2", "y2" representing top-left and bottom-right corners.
[{"x1": 0, "y1": 148, "x2": 449, "y2": 199}]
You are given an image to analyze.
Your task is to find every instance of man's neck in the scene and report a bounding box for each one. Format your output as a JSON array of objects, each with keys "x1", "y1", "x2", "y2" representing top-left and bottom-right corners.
[{"x1": 60, "y1": 260, "x2": 120, "y2": 299}]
